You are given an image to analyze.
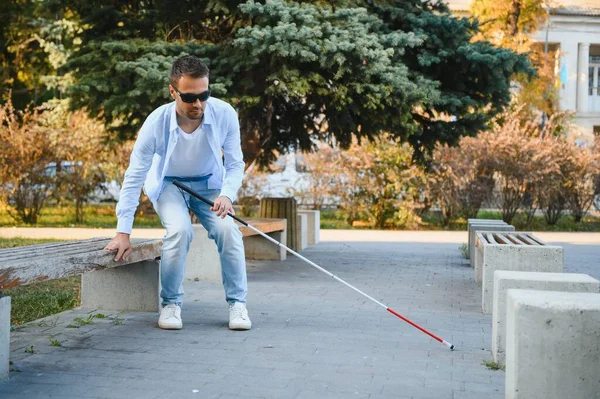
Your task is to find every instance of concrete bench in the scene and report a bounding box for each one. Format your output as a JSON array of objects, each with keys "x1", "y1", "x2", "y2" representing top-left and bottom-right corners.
[
  {"x1": 0, "y1": 237, "x2": 162, "y2": 380},
  {"x1": 298, "y1": 210, "x2": 320, "y2": 245},
  {"x1": 491, "y1": 271, "x2": 599, "y2": 366},
  {"x1": 185, "y1": 218, "x2": 287, "y2": 282},
  {"x1": 296, "y1": 213, "x2": 307, "y2": 251},
  {"x1": 468, "y1": 220, "x2": 512, "y2": 265},
  {"x1": 505, "y1": 290, "x2": 600, "y2": 399},
  {"x1": 475, "y1": 232, "x2": 563, "y2": 314}
]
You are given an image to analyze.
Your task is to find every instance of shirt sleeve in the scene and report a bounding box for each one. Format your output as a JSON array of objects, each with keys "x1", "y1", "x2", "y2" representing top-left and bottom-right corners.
[
  {"x1": 219, "y1": 107, "x2": 245, "y2": 203},
  {"x1": 115, "y1": 121, "x2": 156, "y2": 234}
]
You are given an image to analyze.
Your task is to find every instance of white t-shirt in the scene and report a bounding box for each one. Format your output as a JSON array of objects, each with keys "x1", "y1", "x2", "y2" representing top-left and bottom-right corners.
[{"x1": 165, "y1": 126, "x2": 216, "y2": 177}]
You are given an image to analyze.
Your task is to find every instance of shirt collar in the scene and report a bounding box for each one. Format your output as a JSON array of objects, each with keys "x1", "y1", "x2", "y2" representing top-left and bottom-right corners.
[{"x1": 168, "y1": 99, "x2": 215, "y2": 133}]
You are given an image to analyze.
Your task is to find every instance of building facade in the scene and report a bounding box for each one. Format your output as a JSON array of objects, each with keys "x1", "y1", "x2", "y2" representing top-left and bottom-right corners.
[{"x1": 446, "y1": 0, "x2": 600, "y2": 143}]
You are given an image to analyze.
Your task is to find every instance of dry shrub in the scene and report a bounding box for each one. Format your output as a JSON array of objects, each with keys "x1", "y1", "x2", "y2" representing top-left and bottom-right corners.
[
  {"x1": 47, "y1": 100, "x2": 112, "y2": 223},
  {"x1": 335, "y1": 136, "x2": 423, "y2": 229},
  {"x1": 286, "y1": 145, "x2": 343, "y2": 210},
  {"x1": 0, "y1": 99, "x2": 57, "y2": 223},
  {"x1": 430, "y1": 138, "x2": 494, "y2": 226},
  {"x1": 561, "y1": 140, "x2": 600, "y2": 222}
]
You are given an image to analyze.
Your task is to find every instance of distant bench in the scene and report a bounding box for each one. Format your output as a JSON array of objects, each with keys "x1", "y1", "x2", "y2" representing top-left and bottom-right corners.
[
  {"x1": 0, "y1": 238, "x2": 163, "y2": 381},
  {"x1": 475, "y1": 231, "x2": 563, "y2": 314},
  {"x1": 185, "y1": 217, "x2": 287, "y2": 281},
  {"x1": 238, "y1": 217, "x2": 288, "y2": 260}
]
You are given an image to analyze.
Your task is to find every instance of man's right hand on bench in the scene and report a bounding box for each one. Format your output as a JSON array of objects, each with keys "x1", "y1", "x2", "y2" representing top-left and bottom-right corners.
[{"x1": 104, "y1": 233, "x2": 132, "y2": 261}]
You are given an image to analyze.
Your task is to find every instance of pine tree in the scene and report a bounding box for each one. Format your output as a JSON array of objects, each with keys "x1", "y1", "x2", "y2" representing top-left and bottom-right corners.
[{"x1": 59, "y1": 0, "x2": 533, "y2": 165}]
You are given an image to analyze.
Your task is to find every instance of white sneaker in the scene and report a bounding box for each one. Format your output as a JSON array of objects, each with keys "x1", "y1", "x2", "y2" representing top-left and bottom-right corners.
[
  {"x1": 229, "y1": 302, "x2": 251, "y2": 330},
  {"x1": 158, "y1": 304, "x2": 182, "y2": 330}
]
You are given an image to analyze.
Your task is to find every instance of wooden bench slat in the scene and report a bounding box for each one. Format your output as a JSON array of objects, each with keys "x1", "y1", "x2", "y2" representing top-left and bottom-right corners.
[
  {"x1": 0, "y1": 239, "x2": 162, "y2": 289},
  {"x1": 236, "y1": 218, "x2": 286, "y2": 237},
  {"x1": 503, "y1": 234, "x2": 523, "y2": 246},
  {"x1": 483, "y1": 232, "x2": 496, "y2": 244},
  {"x1": 0, "y1": 238, "x2": 157, "y2": 264},
  {"x1": 0, "y1": 218, "x2": 284, "y2": 290},
  {"x1": 0, "y1": 238, "x2": 112, "y2": 259}
]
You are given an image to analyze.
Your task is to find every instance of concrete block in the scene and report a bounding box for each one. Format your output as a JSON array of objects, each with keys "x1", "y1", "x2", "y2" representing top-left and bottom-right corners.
[
  {"x1": 478, "y1": 232, "x2": 563, "y2": 313},
  {"x1": 81, "y1": 260, "x2": 160, "y2": 312},
  {"x1": 505, "y1": 290, "x2": 600, "y2": 399},
  {"x1": 0, "y1": 296, "x2": 10, "y2": 381},
  {"x1": 492, "y1": 271, "x2": 599, "y2": 365},
  {"x1": 296, "y1": 214, "x2": 307, "y2": 251},
  {"x1": 244, "y1": 225, "x2": 287, "y2": 261},
  {"x1": 185, "y1": 224, "x2": 221, "y2": 282},
  {"x1": 298, "y1": 210, "x2": 320, "y2": 245},
  {"x1": 469, "y1": 223, "x2": 512, "y2": 265}
]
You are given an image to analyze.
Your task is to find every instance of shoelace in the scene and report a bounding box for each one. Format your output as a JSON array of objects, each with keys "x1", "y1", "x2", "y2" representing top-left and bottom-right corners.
[
  {"x1": 166, "y1": 305, "x2": 179, "y2": 320},
  {"x1": 231, "y1": 305, "x2": 245, "y2": 320}
]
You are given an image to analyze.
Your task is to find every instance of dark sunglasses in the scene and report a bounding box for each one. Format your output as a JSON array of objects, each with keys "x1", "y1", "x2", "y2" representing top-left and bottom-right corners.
[{"x1": 172, "y1": 86, "x2": 211, "y2": 103}]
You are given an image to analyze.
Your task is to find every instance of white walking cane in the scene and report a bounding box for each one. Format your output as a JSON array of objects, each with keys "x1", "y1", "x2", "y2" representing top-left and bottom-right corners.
[{"x1": 172, "y1": 180, "x2": 455, "y2": 350}]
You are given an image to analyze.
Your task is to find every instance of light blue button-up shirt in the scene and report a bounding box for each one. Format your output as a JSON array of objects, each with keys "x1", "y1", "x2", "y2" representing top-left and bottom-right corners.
[{"x1": 116, "y1": 98, "x2": 245, "y2": 234}]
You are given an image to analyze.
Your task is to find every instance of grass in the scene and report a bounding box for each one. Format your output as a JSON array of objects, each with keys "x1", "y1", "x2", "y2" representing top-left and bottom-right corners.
[
  {"x1": 1, "y1": 237, "x2": 81, "y2": 327},
  {"x1": 3, "y1": 202, "x2": 599, "y2": 232},
  {"x1": 320, "y1": 207, "x2": 600, "y2": 232},
  {"x1": 66, "y1": 313, "x2": 107, "y2": 328},
  {"x1": 483, "y1": 360, "x2": 505, "y2": 371},
  {"x1": 0, "y1": 237, "x2": 63, "y2": 249},
  {"x1": 48, "y1": 335, "x2": 62, "y2": 347},
  {"x1": 422, "y1": 210, "x2": 600, "y2": 232},
  {"x1": 0, "y1": 203, "x2": 161, "y2": 228},
  {"x1": 459, "y1": 243, "x2": 469, "y2": 259}
]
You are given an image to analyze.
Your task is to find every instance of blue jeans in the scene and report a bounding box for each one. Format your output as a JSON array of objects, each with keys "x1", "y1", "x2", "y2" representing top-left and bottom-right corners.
[{"x1": 153, "y1": 177, "x2": 247, "y2": 307}]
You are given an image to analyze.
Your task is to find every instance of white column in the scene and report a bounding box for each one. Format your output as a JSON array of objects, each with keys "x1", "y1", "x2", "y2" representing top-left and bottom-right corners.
[
  {"x1": 561, "y1": 42, "x2": 578, "y2": 112},
  {"x1": 577, "y1": 43, "x2": 590, "y2": 113}
]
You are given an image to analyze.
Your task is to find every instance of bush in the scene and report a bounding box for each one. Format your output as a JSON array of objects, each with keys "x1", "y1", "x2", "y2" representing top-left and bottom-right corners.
[
  {"x1": 429, "y1": 140, "x2": 494, "y2": 226},
  {"x1": 0, "y1": 99, "x2": 57, "y2": 223},
  {"x1": 562, "y1": 141, "x2": 600, "y2": 223}
]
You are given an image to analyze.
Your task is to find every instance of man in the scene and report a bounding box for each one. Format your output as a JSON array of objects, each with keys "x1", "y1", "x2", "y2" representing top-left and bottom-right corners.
[{"x1": 104, "y1": 55, "x2": 251, "y2": 331}]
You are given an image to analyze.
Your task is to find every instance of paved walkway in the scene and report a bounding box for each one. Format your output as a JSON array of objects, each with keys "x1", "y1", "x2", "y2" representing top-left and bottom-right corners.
[{"x1": 1, "y1": 230, "x2": 598, "y2": 398}]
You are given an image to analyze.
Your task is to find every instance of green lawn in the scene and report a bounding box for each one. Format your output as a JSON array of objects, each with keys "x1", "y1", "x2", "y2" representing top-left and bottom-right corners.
[
  {"x1": 0, "y1": 203, "x2": 162, "y2": 228},
  {"x1": 1, "y1": 237, "x2": 81, "y2": 326},
  {"x1": 320, "y1": 209, "x2": 600, "y2": 232},
  {"x1": 1, "y1": 203, "x2": 599, "y2": 232},
  {"x1": 419, "y1": 211, "x2": 600, "y2": 232}
]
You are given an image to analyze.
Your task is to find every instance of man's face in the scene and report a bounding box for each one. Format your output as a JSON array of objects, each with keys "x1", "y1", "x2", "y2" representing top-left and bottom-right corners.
[{"x1": 169, "y1": 75, "x2": 209, "y2": 121}]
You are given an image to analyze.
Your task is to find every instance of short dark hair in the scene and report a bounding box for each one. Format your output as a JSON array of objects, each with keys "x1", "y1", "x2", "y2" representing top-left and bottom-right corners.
[{"x1": 170, "y1": 55, "x2": 210, "y2": 86}]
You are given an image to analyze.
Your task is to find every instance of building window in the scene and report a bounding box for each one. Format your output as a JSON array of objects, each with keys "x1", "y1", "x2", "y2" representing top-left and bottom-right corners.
[{"x1": 594, "y1": 126, "x2": 600, "y2": 136}]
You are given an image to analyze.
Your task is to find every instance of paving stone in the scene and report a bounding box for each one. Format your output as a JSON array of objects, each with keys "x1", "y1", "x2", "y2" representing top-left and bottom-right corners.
[{"x1": 0, "y1": 231, "x2": 597, "y2": 398}]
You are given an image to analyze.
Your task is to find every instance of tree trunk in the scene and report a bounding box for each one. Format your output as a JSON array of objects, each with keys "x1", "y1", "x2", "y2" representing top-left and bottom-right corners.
[{"x1": 507, "y1": 0, "x2": 522, "y2": 37}]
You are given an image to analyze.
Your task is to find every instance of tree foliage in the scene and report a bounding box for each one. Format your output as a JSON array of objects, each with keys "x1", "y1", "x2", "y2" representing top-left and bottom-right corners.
[
  {"x1": 470, "y1": 0, "x2": 559, "y2": 116},
  {"x1": 55, "y1": 0, "x2": 533, "y2": 165}
]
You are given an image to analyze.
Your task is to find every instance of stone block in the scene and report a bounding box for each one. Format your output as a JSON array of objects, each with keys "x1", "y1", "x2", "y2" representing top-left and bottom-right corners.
[
  {"x1": 81, "y1": 260, "x2": 160, "y2": 312},
  {"x1": 505, "y1": 290, "x2": 600, "y2": 399},
  {"x1": 296, "y1": 213, "x2": 307, "y2": 251},
  {"x1": 469, "y1": 222, "x2": 512, "y2": 265},
  {"x1": 0, "y1": 296, "x2": 10, "y2": 381},
  {"x1": 492, "y1": 271, "x2": 599, "y2": 365},
  {"x1": 185, "y1": 224, "x2": 221, "y2": 282},
  {"x1": 298, "y1": 210, "x2": 320, "y2": 245},
  {"x1": 477, "y1": 232, "x2": 563, "y2": 314},
  {"x1": 244, "y1": 225, "x2": 287, "y2": 261}
]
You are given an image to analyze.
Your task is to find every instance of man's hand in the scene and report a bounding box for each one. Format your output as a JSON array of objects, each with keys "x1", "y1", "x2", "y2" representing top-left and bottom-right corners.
[
  {"x1": 104, "y1": 233, "x2": 132, "y2": 261},
  {"x1": 211, "y1": 195, "x2": 234, "y2": 219}
]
